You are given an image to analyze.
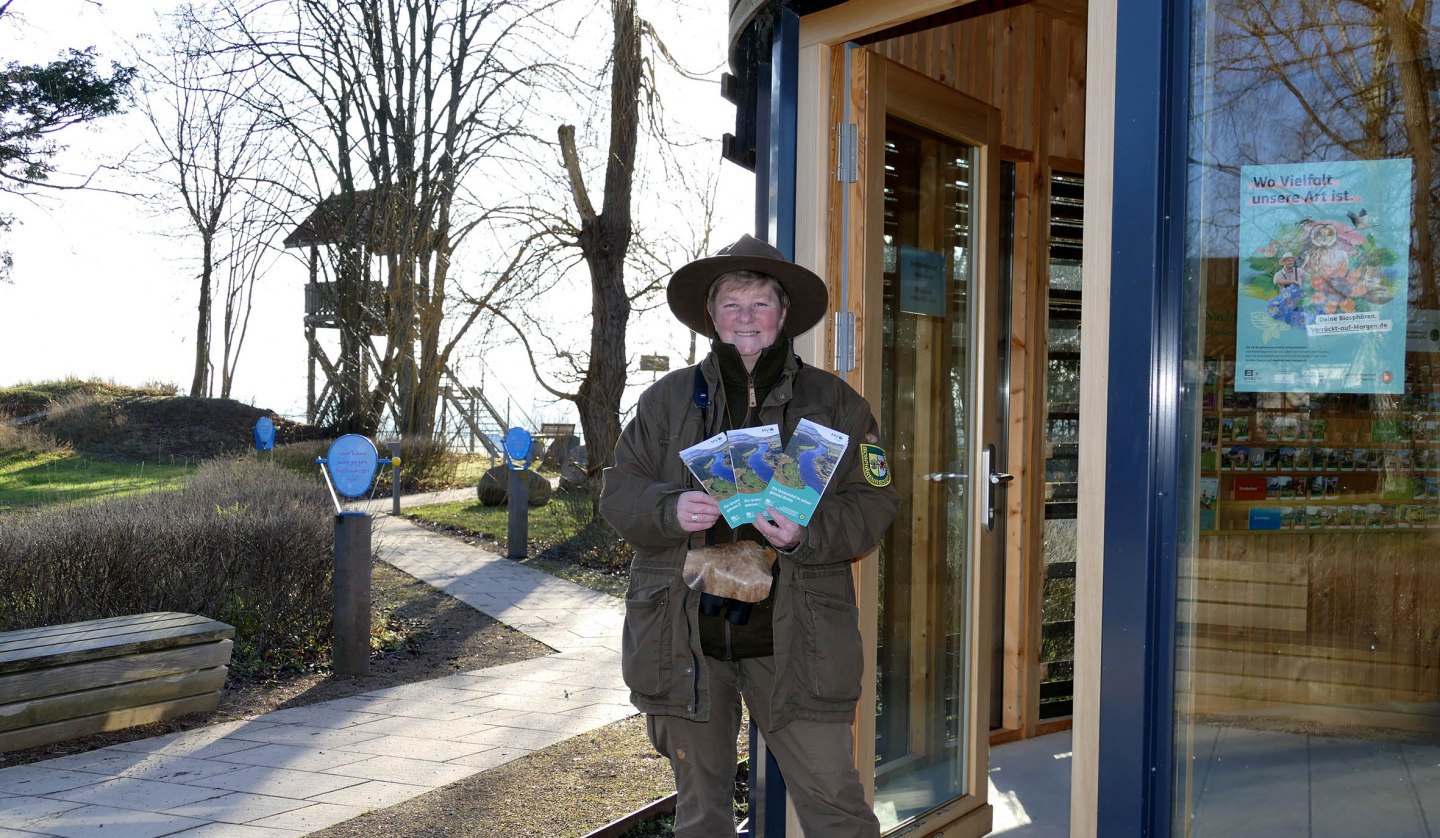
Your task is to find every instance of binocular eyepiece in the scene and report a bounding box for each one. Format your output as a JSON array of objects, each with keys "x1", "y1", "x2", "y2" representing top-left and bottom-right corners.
[{"x1": 699, "y1": 592, "x2": 754, "y2": 625}]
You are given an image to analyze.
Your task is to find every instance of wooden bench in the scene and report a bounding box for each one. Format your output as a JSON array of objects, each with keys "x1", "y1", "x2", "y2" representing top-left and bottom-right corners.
[{"x1": 0, "y1": 612, "x2": 235, "y2": 752}]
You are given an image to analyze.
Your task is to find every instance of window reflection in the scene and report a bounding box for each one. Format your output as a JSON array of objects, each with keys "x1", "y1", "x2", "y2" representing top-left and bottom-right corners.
[{"x1": 1179, "y1": 2, "x2": 1440, "y2": 835}]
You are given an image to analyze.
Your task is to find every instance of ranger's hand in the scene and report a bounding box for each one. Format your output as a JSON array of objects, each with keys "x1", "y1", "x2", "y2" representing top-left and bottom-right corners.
[
  {"x1": 756, "y1": 506, "x2": 803, "y2": 551},
  {"x1": 677, "y1": 490, "x2": 720, "y2": 532}
]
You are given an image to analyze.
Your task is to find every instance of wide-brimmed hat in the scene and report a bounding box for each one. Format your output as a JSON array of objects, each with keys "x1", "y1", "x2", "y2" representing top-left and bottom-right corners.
[{"x1": 667, "y1": 234, "x2": 828, "y2": 338}]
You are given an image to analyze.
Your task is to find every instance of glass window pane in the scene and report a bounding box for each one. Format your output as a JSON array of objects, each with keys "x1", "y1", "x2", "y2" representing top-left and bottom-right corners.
[
  {"x1": 1177, "y1": 3, "x2": 1440, "y2": 834},
  {"x1": 874, "y1": 118, "x2": 977, "y2": 833}
]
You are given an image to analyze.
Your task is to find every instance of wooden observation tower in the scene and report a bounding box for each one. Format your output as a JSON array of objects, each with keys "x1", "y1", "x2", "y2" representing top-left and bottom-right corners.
[{"x1": 284, "y1": 190, "x2": 517, "y2": 453}]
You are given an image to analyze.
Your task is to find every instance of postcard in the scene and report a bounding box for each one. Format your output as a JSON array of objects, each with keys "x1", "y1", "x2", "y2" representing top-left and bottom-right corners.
[
  {"x1": 762, "y1": 418, "x2": 850, "y2": 525},
  {"x1": 1199, "y1": 477, "x2": 1218, "y2": 530}
]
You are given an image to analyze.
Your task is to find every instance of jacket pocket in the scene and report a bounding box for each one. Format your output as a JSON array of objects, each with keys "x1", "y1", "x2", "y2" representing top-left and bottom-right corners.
[
  {"x1": 801, "y1": 589, "x2": 862, "y2": 702},
  {"x1": 622, "y1": 586, "x2": 671, "y2": 697}
]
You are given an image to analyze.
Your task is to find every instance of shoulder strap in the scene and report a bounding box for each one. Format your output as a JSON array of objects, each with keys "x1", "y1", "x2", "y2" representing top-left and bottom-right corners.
[{"x1": 692, "y1": 365, "x2": 709, "y2": 410}]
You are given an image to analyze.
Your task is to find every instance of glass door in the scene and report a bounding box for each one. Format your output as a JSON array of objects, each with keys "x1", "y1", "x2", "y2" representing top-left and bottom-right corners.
[{"x1": 839, "y1": 48, "x2": 1003, "y2": 838}]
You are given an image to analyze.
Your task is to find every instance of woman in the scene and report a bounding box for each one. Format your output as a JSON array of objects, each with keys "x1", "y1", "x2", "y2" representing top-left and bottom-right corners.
[{"x1": 601, "y1": 234, "x2": 899, "y2": 837}]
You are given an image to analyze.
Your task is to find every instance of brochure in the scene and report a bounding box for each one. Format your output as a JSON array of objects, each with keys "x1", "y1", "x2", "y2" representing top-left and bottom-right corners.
[
  {"x1": 726, "y1": 424, "x2": 783, "y2": 521},
  {"x1": 762, "y1": 418, "x2": 850, "y2": 525},
  {"x1": 677, "y1": 432, "x2": 748, "y2": 527}
]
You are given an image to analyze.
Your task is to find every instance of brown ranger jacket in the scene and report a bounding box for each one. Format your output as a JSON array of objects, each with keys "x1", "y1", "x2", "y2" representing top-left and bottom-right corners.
[{"x1": 600, "y1": 349, "x2": 900, "y2": 731}]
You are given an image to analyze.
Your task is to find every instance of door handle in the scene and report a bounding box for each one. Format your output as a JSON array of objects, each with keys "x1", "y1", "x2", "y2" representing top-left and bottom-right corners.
[
  {"x1": 984, "y1": 444, "x2": 1011, "y2": 531},
  {"x1": 925, "y1": 471, "x2": 967, "y2": 482}
]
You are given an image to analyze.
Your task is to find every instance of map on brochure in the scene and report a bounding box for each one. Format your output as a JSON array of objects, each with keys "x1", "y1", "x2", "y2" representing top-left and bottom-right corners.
[
  {"x1": 761, "y1": 418, "x2": 850, "y2": 525},
  {"x1": 725, "y1": 424, "x2": 782, "y2": 521},
  {"x1": 678, "y1": 433, "x2": 746, "y2": 526}
]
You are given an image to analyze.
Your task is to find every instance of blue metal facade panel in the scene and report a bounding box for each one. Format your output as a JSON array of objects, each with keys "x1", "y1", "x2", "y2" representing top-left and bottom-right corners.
[
  {"x1": 750, "y1": 9, "x2": 800, "y2": 837},
  {"x1": 1099, "y1": 0, "x2": 1190, "y2": 835}
]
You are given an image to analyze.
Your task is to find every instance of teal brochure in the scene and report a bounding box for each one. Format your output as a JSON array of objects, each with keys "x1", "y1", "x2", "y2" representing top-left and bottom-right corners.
[
  {"x1": 678, "y1": 433, "x2": 747, "y2": 527},
  {"x1": 762, "y1": 418, "x2": 850, "y2": 525},
  {"x1": 726, "y1": 424, "x2": 782, "y2": 522}
]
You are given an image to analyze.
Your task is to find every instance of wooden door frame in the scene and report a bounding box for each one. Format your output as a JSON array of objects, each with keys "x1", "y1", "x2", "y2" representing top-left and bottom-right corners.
[
  {"x1": 789, "y1": 3, "x2": 1118, "y2": 838},
  {"x1": 798, "y1": 40, "x2": 1001, "y2": 838}
]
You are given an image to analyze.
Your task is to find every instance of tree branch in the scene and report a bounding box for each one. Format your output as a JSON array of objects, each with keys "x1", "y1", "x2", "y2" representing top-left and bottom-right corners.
[{"x1": 557, "y1": 123, "x2": 595, "y2": 224}]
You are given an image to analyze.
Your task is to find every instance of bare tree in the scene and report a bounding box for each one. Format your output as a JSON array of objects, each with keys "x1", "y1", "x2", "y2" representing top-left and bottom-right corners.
[
  {"x1": 1193, "y1": 0, "x2": 1436, "y2": 289},
  {"x1": 487, "y1": 0, "x2": 724, "y2": 484},
  {"x1": 214, "y1": 0, "x2": 562, "y2": 435},
  {"x1": 559, "y1": 0, "x2": 640, "y2": 480},
  {"x1": 137, "y1": 2, "x2": 282, "y2": 398}
]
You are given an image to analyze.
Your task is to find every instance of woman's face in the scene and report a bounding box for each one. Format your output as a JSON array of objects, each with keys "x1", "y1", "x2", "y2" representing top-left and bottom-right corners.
[{"x1": 709, "y1": 278, "x2": 787, "y2": 370}]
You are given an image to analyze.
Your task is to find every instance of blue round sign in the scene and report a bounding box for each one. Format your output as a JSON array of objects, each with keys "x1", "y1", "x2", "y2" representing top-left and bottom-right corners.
[
  {"x1": 504, "y1": 427, "x2": 532, "y2": 468},
  {"x1": 253, "y1": 416, "x2": 276, "y2": 451},
  {"x1": 326, "y1": 435, "x2": 380, "y2": 498}
]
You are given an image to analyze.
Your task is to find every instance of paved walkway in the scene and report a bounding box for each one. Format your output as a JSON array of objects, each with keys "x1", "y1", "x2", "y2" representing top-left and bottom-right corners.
[{"x1": 0, "y1": 491, "x2": 632, "y2": 837}]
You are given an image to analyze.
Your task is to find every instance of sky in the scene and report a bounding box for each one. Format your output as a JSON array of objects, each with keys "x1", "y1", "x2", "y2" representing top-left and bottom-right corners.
[{"x1": 0, "y1": 0, "x2": 753, "y2": 429}]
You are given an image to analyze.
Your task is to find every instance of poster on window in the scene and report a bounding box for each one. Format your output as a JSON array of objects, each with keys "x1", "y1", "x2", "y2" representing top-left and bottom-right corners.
[{"x1": 1235, "y1": 158, "x2": 1412, "y2": 393}]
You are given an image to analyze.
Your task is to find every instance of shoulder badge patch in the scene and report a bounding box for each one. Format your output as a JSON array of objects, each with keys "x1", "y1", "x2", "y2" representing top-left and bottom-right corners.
[{"x1": 860, "y1": 443, "x2": 892, "y2": 487}]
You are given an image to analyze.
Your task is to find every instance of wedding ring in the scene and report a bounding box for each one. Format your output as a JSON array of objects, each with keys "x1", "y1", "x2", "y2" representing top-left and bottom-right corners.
[{"x1": 691, "y1": 513, "x2": 699, "y2": 522}]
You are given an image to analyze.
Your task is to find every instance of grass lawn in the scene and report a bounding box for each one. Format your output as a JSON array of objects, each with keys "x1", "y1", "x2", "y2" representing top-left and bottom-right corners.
[
  {"x1": 407, "y1": 492, "x2": 586, "y2": 542},
  {"x1": 406, "y1": 489, "x2": 630, "y2": 597},
  {"x1": 0, "y1": 449, "x2": 193, "y2": 510}
]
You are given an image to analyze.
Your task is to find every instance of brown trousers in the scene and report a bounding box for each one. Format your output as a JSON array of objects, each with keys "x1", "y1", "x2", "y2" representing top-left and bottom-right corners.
[{"x1": 646, "y1": 655, "x2": 881, "y2": 838}]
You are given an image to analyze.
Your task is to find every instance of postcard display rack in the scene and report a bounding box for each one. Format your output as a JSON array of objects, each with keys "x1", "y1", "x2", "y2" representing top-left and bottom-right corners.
[
  {"x1": 1189, "y1": 354, "x2": 1440, "y2": 721},
  {"x1": 1200, "y1": 358, "x2": 1440, "y2": 534}
]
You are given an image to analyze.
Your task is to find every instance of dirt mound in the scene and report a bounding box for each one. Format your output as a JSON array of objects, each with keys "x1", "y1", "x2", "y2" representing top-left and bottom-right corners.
[{"x1": 37, "y1": 395, "x2": 331, "y2": 461}]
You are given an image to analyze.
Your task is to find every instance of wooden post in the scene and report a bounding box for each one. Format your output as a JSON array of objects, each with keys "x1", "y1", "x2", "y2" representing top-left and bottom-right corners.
[{"x1": 333, "y1": 511, "x2": 371, "y2": 675}]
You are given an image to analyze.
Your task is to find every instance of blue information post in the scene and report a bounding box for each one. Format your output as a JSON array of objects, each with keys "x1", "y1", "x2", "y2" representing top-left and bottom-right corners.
[
  {"x1": 253, "y1": 416, "x2": 276, "y2": 455},
  {"x1": 504, "y1": 427, "x2": 533, "y2": 559},
  {"x1": 316, "y1": 435, "x2": 400, "y2": 676}
]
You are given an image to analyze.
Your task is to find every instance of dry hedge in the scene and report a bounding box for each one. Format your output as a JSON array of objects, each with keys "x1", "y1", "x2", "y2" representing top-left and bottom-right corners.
[{"x1": 0, "y1": 459, "x2": 334, "y2": 675}]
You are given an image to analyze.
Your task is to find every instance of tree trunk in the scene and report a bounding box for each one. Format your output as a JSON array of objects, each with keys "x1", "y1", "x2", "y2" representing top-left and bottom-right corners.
[
  {"x1": 573, "y1": 0, "x2": 640, "y2": 478},
  {"x1": 1384, "y1": 0, "x2": 1435, "y2": 306},
  {"x1": 189, "y1": 235, "x2": 213, "y2": 397}
]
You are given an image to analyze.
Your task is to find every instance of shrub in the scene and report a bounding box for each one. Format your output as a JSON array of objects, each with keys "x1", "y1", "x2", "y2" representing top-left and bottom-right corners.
[
  {"x1": 547, "y1": 486, "x2": 630, "y2": 574},
  {"x1": 0, "y1": 421, "x2": 67, "y2": 455},
  {"x1": 273, "y1": 435, "x2": 460, "y2": 496},
  {"x1": 0, "y1": 459, "x2": 334, "y2": 676},
  {"x1": 385, "y1": 435, "x2": 457, "y2": 491},
  {"x1": 271, "y1": 439, "x2": 332, "y2": 478}
]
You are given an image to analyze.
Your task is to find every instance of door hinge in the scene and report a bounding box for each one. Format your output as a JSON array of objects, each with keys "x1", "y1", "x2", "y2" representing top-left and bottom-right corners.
[
  {"x1": 834, "y1": 311, "x2": 856, "y2": 372},
  {"x1": 835, "y1": 122, "x2": 858, "y2": 184}
]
